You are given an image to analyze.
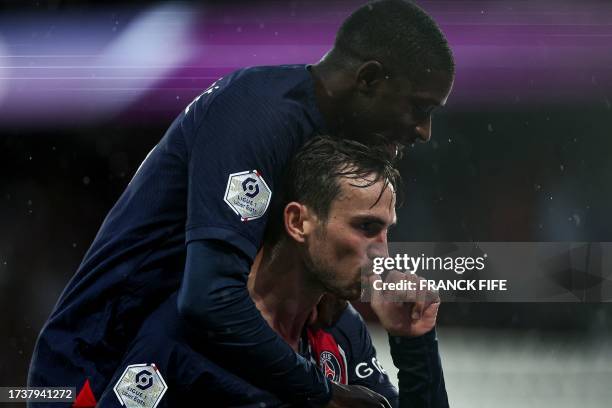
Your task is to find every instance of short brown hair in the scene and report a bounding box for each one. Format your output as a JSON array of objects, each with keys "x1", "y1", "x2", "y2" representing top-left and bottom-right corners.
[{"x1": 265, "y1": 136, "x2": 401, "y2": 243}]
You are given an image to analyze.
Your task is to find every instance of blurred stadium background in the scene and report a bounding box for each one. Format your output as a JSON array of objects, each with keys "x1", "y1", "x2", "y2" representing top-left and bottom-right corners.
[{"x1": 0, "y1": 0, "x2": 611, "y2": 406}]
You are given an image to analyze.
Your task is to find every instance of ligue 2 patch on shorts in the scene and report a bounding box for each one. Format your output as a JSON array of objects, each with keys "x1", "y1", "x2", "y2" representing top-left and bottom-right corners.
[
  {"x1": 224, "y1": 170, "x2": 272, "y2": 222},
  {"x1": 113, "y1": 363, "x2": 168, "y2": 408}
]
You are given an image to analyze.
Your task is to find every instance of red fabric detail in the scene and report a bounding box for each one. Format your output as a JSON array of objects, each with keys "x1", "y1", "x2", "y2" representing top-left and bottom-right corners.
[
  {"x1": 307, "y1": 327, "x2": 347, "y2": 384},
  {"x1": 72, "y1": 379, "x2": 97, "y2": 408}
]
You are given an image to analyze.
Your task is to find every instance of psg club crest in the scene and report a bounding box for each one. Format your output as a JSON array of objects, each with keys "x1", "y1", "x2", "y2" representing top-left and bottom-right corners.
[
  {"x1": 113, "y1": 363, "x2": 168, "y2": 408},
  {"x1": 320, "y1": 351, "x2": 342, "y2": 383},
  {"x1": 224, "y1": 170, "x2": 272, "y2": 222}
]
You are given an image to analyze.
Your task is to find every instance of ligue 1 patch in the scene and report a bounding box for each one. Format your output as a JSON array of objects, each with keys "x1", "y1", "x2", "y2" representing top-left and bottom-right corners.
[
  {"x1": 224, "y1": 170, "x2": 272, "y2": 222},
  {"x1": 113, "y1": 363, "x2": 168, "y2": 408},
  {"x1": 320, "y1": 351, "x2": 342, "y2": 383}
]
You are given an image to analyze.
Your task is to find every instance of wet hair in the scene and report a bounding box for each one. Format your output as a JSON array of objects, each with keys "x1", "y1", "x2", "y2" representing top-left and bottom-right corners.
[
  {"x1": 265, "y1": 136, "x2": 401, "y2": 243},
  {"x1": 331, "y1": 0, "x2": 454, "y2": 80}
]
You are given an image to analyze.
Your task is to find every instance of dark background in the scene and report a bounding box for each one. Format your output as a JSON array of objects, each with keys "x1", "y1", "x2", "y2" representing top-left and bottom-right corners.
[{"x1": 1, "y1": 0, "x2": 612, "y2": 391}]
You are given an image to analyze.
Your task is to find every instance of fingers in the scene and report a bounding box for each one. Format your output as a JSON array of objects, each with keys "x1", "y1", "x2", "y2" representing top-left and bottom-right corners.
[
  {"x1": 328, "y1": 383, "x2": 393, "y2": 408},
  {"x1": 381, "y1": 271, "x2": 419, "y2": 302},
  {"x1": 422, "y1": 302, "x2": 440, "y2": 319},
  {"x1": 426, "y1": 286, "x2": 441, "y2": 305},
  {"x1": 411, "y1": 284, "x2": 426, "y2": 320},
  {"x1": 359, "y1": 385, "x2": 392, "y2": 408}
]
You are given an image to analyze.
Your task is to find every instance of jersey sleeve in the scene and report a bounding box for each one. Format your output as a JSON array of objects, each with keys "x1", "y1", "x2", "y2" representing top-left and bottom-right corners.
[
  {"x1": 388, "y1": 329, "x2": 449, "y2": 408},
  {"x1": 333, "y1": 306, "x2": 400, "y2": 407},
  {"x1": 177, "y1": 75, "x2": 332, "y2": 405},
  {"x1": 178, "y1": 240, "x2": 332, "y2": 405},
  {"x1": 182, "y1": 76, "x2": 304, "y2": 259}
]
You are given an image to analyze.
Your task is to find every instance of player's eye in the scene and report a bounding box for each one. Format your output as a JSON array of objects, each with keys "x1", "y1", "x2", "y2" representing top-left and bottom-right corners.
[{"x1": 357, "y1": 222, "x2": 384, "y2": 237}]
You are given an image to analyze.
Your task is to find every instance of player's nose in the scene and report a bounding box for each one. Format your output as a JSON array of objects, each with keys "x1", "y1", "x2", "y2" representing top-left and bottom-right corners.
[
  {"x1": 367, "y1": 240, "x2": 389, "y2": 260},
  {"x1": 414, "y1": 116, "x2": 432, "y2": 143}
]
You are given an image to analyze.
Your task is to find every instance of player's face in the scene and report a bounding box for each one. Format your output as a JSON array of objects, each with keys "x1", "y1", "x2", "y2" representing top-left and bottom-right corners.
[
  {"x1": 305, "y1": 175, "x2": 396, "y2": 300},
  {"x1": 346, "y1": 69, "x2": 454, "y2": 154}
]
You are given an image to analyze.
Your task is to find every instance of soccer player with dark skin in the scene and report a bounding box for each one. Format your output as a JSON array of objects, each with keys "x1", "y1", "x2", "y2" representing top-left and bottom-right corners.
[{"x1": 29, "y1": 1, "x2": 454, "y2": 407}]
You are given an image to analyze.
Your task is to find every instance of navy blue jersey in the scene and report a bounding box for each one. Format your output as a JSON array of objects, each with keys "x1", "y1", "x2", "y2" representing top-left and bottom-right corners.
[
  {"x1": 307, "y1": 305, "x2": 399, "y2": 404},
  {"x1": 29, "y1": 65, "x2": 328, "y2": 402},
  {"x1": 92, "y1": 296, "x2": 400, "y2": 408}
]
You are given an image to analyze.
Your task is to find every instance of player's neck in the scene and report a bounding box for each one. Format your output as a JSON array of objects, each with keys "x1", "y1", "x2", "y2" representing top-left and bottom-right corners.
[{"x1": 248, "y1": 242, "x2": 324, "y2": 351}]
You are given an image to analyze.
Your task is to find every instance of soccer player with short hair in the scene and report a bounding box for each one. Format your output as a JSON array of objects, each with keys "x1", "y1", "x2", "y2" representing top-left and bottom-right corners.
[
  {"x1": 29, "y1": 1, "x2": 454, "y2": 406},
  {"x1": 94, "y1": 136, "x2": 445, "y2": 408}
]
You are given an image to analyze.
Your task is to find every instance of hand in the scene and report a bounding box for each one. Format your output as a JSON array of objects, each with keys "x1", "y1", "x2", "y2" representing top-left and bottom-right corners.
[
  {"x1": 325, "y1": 382, "x2": 392, "y2": 408},
  {"x1": 369, "y1": 271, "x2": 440, "y2": 337}
]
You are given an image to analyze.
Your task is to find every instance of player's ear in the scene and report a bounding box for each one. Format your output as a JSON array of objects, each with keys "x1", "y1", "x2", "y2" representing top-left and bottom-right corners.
[
  {"x1": 355, "y1": 60, "x2": 386, "y2": 94},
  {"x1": 284, "y1": 202, "x2": 314, "y2": 243}
]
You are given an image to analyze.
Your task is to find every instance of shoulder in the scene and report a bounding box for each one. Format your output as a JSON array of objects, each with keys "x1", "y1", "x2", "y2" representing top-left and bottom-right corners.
[
  {"x1": 208, "y1": 65, "x2": 311, "y2": 109},
  {"x1": 183, "y1": 65, "x2": 315, "y2": 134}
]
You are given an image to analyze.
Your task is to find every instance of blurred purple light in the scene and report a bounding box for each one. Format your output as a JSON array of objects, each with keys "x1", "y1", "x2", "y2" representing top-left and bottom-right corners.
[{"x1": 0, "y1": 1, "x2": 611, "y2": 126}]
